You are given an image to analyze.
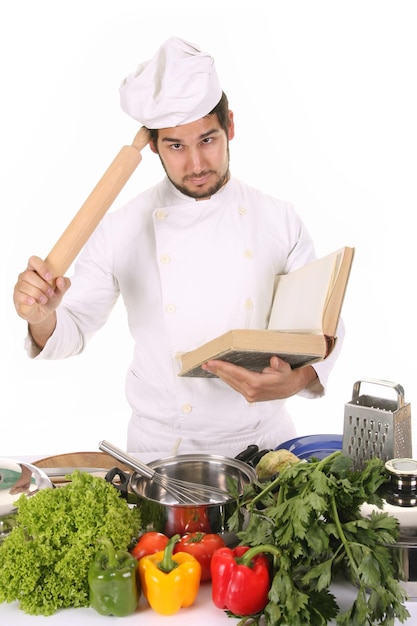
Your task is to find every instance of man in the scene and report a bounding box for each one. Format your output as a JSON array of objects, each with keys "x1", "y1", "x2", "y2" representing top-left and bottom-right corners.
[{"x1": 13, "y1": 37, "x2": 344, "y2": 456}]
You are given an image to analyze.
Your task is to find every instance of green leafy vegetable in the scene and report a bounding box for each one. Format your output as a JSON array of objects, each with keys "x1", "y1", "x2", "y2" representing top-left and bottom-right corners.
[
  {"x1": 0, "y1": 471, "x2": 141, "y2": 615},
  {"x1": 229, "y1": 452, "x2": 410, "y2": 626}
]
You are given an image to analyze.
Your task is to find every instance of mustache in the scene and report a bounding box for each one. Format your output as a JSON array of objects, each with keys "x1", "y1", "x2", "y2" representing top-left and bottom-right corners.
[{"x1": 184, "y1": 170, "x2": 214, "y2": 180}]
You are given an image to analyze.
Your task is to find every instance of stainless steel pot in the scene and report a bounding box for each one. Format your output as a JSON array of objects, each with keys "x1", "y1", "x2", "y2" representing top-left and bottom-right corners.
[
  {"x1": 361, "y1": 499, "x2": 417, "y2": 602},
  {"x1": 389, "y1": 528, "x2": 417, "y2": 600},
  {"x1": 0, "y1": 457, "x2": 54, "y2": 541},
  {"x1": 129, "y1": 454, "x2": 256, "y2": 541}
]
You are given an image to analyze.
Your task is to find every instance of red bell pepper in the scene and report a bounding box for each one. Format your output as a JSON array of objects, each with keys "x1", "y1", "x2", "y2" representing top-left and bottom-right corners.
[
  {"x1": 174, "y1": 532, "x2": 226, "y2": 581},
  {"x1": 211, "y1": 544, "x2": 279, "y2": 616}
]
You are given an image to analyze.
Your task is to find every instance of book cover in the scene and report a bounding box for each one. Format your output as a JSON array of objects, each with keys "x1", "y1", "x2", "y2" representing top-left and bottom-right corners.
[{"x1": 178, "y1": 246, "x2": 353, "y2": 378}]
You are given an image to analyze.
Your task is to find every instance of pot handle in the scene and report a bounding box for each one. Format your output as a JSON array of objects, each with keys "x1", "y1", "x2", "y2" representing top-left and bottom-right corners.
[
  {"x1": 234, "y1": 445, "x2": 272, "y2": 467},
  {"x1": 105, "y1": 467, "x2": 130, "y2": 499},
  {"x1": 234, "y1": 444, "x2": 259, "y2": 463}
]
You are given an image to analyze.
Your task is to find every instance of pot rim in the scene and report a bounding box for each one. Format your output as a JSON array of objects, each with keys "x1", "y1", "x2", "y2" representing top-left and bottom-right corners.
[
  {"x1": 147, "y1": 453, "x2": 257, "y2": 473},
  {"x1": 129, "y1": 453, "x2": 256, "y2": 507}
]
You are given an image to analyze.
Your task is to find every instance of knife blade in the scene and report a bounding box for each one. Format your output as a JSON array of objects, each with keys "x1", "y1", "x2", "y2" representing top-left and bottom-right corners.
[{"x1": 38, "y1": 467, "x2": 115, "y2": 476}]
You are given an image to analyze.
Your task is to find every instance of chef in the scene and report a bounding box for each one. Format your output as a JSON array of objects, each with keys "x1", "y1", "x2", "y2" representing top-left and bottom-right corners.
[{"x1": 13, "y1": 36, "x2": 344, "y2": 456}]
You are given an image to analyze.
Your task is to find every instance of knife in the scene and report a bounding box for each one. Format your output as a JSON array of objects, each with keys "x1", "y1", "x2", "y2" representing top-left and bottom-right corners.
[{"x1": 38, "y1": 467, "x2": 117, "y2": 477}]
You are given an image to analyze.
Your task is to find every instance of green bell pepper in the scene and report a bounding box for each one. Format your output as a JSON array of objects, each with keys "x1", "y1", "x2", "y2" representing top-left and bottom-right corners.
[{"x1": 88, "y1": 538, "x2": 140, "y2": 616}]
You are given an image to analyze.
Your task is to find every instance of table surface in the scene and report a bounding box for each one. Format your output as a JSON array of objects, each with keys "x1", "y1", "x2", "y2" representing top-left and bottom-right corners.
[
  {"x1": 1, "y1": 453, "x2": 417, "y2": 624},
  {"x1": 2, "y1": 578, "x2": 416, "y2": 625}
]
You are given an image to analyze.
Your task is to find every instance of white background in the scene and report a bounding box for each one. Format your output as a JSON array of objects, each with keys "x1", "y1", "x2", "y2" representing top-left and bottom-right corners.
[{"x1": 1, "y1": 0, "x2": 416, "y2": 458}]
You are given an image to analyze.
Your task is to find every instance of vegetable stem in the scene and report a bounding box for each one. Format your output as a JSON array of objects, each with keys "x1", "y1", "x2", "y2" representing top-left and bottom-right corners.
[
  {"x1": 329, "y1": 495, "x2": 360, "y2": 582},
  {"x1": 98, "y1": 537, "x2": 117, "y2": 569},
  {"x1": 158, "y1": 534, "x2": 180, "y2": 573},
  {"x1": 236, "y1": 544, "x2": 281, "y2": 566}
]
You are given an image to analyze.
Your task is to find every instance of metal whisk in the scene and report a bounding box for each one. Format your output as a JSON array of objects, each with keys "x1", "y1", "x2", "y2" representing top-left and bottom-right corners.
[{"x1": 99, "y1": 440, "x2": 230, "y2": 505}]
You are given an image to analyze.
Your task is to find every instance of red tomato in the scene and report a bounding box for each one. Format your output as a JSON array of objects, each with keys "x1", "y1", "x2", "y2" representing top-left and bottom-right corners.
[
  {"x1": 173, "y1": 532, "x2": 226, "y2": 581},
  {"x1": 131, "y1": 531, "x2": 169, "y2": 560},
  {"x1": 164, "y1": 506, "x2": 212, "y2": 537}
]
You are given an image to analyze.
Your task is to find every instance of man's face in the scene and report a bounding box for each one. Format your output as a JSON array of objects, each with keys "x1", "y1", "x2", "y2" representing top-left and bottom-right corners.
[{"x1": 150, "y1": 112, "x2": 235, "y2": 200}]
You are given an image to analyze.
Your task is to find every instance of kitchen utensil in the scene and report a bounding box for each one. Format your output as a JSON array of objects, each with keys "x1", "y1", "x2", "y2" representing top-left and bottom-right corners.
[
  {"x1": 275, "y1": 434, "x2": 343, "y2": 460},
  {"x1": 389, "y1": 528, "x2": 417, "y2": 600},
  {"x1": 99, "y1": 440, "x2": 231, "y2": 505},
  {"x1": 39, "y1": 467, "x2": 109, "y2": 476},
  {"x1": 34, "y1": 451, "x2": 133, "y2": 484},
  {"x1": 19, "y1": 126, "x2": 150, "y2": 317},
  {"x1": 234, "y1": 444, "x2": 271, "y2": 467},
  {"x1": 34, "y1": 451, "x2": 132, "y2": 471},
  {"x1": 343, "y1": 379, "x2": 412, "y2": 470},
  {"x1": 384, "y1": 458, "x2": 417, "y2": 507},
  {"x1": 126, "y1": 453, "x2": 256, "y2": 539},
  {"x1": 0, "y1": 458, "x2": 54, "y2": 540},
  {"x1": 361, "y1": 498, "x2": 417, "y2": 601}
]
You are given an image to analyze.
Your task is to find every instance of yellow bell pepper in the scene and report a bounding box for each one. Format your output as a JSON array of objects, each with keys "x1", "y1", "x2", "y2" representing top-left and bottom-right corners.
[{"x1": 138, "y1": 533, "x2": 201, "y2": 615}]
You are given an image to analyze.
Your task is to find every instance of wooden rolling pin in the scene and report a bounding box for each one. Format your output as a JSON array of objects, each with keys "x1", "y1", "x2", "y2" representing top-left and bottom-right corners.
[{"x1": 20, "y1": 126, "x2": 150, "y2": 316}]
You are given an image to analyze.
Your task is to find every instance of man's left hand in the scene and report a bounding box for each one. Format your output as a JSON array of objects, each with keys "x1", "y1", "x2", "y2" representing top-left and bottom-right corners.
[{"x1": 201, "y1": 356, "x2": 318, "y2": 403}]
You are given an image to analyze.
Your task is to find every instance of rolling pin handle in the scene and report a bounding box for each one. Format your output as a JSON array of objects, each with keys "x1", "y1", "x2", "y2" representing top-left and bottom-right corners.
[{"x1": 17, "y1": 127, "x2": 150, "y2": 319}]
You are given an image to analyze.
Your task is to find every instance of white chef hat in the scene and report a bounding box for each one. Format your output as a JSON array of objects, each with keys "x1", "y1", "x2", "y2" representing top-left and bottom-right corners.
[{"x1": 119, "y1": 36, "x2": 222, "y2": 129}]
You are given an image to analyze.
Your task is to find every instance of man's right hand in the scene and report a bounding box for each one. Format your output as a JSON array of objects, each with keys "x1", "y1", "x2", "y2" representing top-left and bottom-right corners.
[{"x1": 13, "y1": 255, "x2": 71, "y2": 330}]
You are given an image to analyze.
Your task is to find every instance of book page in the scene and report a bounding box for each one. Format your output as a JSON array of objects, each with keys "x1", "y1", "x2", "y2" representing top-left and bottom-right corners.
[{"x1": 268, "y1": 250, "x2": 342, "y2": 332}]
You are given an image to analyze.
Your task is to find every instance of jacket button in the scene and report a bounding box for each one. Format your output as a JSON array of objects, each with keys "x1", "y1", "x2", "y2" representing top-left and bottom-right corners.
[{"x1": 182, "y1": 404, "x2": 193, "y2": 413}]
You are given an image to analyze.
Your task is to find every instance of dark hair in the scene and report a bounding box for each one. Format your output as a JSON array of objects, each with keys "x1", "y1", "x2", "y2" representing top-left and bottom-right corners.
[
  {"x1": 210, "y1": 91, "x2": 230, "y2": 133},
  {"x1": 149, "y1": 91, "x2": 229, "y2": 146}
]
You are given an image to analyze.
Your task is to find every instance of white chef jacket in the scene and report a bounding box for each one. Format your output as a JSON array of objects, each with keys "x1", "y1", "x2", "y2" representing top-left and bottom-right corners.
[{"x1": 27, "y1": 176, "x2": 344, "y2": 456}]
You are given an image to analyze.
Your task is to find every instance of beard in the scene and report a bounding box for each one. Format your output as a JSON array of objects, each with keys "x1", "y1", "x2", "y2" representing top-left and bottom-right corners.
[
  {"x1": 158, "y1": 146, "x2": 231, "y2": 199},
  {"x1": 168, "y1": 168, "x2": 230, "y2": 199}
]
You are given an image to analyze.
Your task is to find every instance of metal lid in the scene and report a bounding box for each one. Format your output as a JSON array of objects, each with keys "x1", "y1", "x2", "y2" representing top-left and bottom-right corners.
[
  {"x1": 385, "y1": 458, "x2": 417, "y2": 477},
  {"x1": 0, "y1": 457, "x2": 53, "y2": 518}
]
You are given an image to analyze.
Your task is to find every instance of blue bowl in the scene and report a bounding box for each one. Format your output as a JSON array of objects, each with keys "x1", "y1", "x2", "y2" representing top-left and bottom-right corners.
[{"x1": 275, "y1": 434, "x2": 343, "y2": 461}]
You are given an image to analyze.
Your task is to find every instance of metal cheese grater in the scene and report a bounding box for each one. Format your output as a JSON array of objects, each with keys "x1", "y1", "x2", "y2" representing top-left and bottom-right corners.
[{"x1": 343, "y1": 379, "x2": 412, "y2": 470}]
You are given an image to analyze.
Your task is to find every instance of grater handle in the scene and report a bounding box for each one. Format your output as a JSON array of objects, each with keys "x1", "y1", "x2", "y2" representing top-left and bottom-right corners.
[{"x1": 351, "y1": 378, "x2": 405, "y2": 408}]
